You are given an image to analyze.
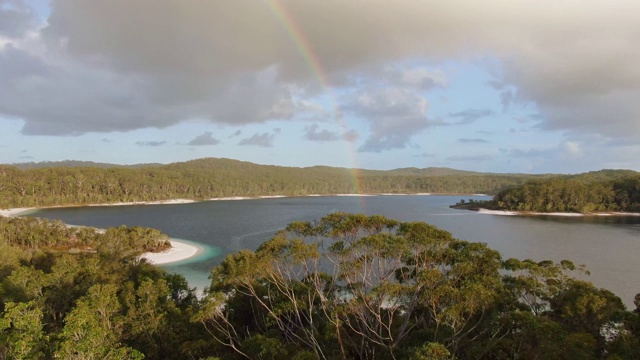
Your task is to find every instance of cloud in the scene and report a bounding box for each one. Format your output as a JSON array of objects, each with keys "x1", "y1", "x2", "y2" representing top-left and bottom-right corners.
[
  {"x1": 414, "y1": 152, "x2": 436, "y2": 158},
  {"x1": 448, "y1": 109, "x2": 493, "y2": 125},
  {"x1": 343, "y1": 129, "x2": 359, "y2": 143},
  {"x1": 500, "y1": 90, "x2": 514, "y2": 112},
  {"x1": 0, "y1": 0, "x2": 35, "y2": 37},
  {"x1": 381, "y1": 66, "x2": 447, "y2": 90},
  {"x1": 303, "y1": 123, "x2": 358, "y2": 142},
  {"x1": 239, "y1": 132, "x2": 276, "y2": 147},
  {"x1": 0, "y1": 0, "x2": 637, "y2": 144},
  {"x1": 342, "y1": 87, "x2": 432, "y2": 152},
  {"x1": 508, "y1": 141, "x2": 584, "y2": 160},
  {"x1": 303, "y1": 124, "x2": 340, "y2": 142},
  {"x1": 135, "y1": 141, "x2": 166, "y2": 147},
  {"x1": 229, "y1": 130, "x2": 242, "y2": 138},
  {"x1": 446, "y1": 154, "x2": 494, "y2": 162},
  {"x1": 457, "y1": 138, "x2": 488, "y2": 144},
  {"x1": 503, "y1": 139, "x2": 621, "y2": 173},
  {"x1": 187, "y1": 131, "x2": 220, "y2": 146}
]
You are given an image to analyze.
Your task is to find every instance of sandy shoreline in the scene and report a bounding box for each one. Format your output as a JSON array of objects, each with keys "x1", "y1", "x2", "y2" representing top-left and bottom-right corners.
[
  {"x1": 1, "y1": 194, "x2": 401, "y2": 217},
  {"x1": 141, "y1": 239, "x2": 202, "y2": 265},
  {"x1": 477, "y1": 208, "x2": 640, "y2": 217},
  {"x1": 0, "y1": 207, "x2": 37, "y2": 217},
  {"x1": 0, "y1": 204, "x2": 203, "y2": 265}
]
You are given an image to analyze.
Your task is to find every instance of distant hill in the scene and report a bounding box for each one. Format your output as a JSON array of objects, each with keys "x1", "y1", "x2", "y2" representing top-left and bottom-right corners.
[
  {"x1": 383, "y1": 167, "x2": 484, "y2": 176},
  {"x1": 2, "y1": 156, "x2": 635, "y2": 209},
  {"x1": 7, "y1": 158, "x2": 507, "y2": 176},
  {"x1": 12, "y1": 160, "x2": 163, "y2": 169}
]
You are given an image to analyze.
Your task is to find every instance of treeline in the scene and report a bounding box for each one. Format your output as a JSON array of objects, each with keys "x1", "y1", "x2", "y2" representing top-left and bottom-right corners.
[
  {"x1": 4, "y1": 213, "x2": 639, "y2": 359},
  {"x1": 0, "y1": 216, "x2": 170, "y2": 254},
  {"x1": 490, "y1": 170, "x2": 640, "y2": 213},
  {"x1": 0, "y1": 158, "x2": 552, "y2": 208},
  {"x1": 0, "y1": 216, "x2": 209, "y2": 359}
]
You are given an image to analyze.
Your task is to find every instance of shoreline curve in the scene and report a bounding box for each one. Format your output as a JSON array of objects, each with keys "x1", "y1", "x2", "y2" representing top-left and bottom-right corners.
[
  {"x1": 477, "y1": 208, "x2": 640, "y2": 217},
  {"x1": 0, "y1": 207, "x2": 205, "y2": 266},
  {"x1": 141, "y1": 239, "x2": 203, "y2": 265}
]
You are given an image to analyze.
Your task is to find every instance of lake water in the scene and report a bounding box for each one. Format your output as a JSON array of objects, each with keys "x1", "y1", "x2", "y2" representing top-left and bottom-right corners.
[{"x1": 32, "y1": 195, "x2": 640, "y2": 307}]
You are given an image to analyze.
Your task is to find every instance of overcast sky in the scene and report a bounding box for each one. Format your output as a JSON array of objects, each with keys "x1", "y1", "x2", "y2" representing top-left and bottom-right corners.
[{"x1": 1, "y1": 0, "x2": 639, "y2": 173}]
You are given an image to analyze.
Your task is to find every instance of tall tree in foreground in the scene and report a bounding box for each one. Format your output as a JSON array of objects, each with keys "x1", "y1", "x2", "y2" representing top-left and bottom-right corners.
[
  {"x1": 197, "y1": 212, "x2": 632, "y2": 359},
  {"x1": 198, "y1": 213, "x2": 503, "y2": 359}
]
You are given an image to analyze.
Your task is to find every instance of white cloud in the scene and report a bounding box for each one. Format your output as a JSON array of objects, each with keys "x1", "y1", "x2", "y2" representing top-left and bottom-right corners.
[
  {"x1": 0, "y1": 0, "x2": 638, "y2": 146},
  {"x1": 135, "y1": 141, "x2": 166, "y2": 147},
  {"x1": 342, "y1": 87, "x2": 432, "y2": 152},
  {"x1": 238, "y1": 132, "x2": 277, "y2": 147},
  {"x1": 457, "y1": 138, "x2": 488, "y2": 144},
  {"x1": 187, "y1": 132, "x2": 220, "y2": 146}
]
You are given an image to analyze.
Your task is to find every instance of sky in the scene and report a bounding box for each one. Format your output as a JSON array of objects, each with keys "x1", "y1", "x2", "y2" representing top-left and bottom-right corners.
[{"x1": 1, "y1": 0, "x2": 639, "y2": 174}]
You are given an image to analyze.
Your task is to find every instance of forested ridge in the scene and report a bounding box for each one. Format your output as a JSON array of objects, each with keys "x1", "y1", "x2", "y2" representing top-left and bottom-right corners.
[
  {"x1": 2, "y1": 213, "x2": 640, "y2": 359},
  {"x1": 0, "y1": 157, "x2": 553, "y2": 208},
  {"x1": 487, "y1": 170, "x2": 640, "y2": 213}
]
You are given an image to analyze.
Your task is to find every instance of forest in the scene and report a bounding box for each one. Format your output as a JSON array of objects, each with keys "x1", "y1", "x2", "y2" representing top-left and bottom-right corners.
[
  {"x1": 2, "y1": 212, "x2": 640, "y2": 359},
  {"x1": 0, "y1": 158, "x2": 554, "y2": 208},
  {"x1": 484, "y1": 170, "x2": 640, "y2": 213}
]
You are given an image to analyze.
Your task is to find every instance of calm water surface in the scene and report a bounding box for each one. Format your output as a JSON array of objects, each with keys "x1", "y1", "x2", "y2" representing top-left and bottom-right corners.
[{"x1": 32, "y1": 195, "x2": 640, "y2": 306}]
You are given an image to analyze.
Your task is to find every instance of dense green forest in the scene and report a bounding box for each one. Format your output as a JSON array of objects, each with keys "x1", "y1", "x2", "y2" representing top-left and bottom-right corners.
[
  {"x1": 485, "y1": 170, "x2": 640, "y2": 213},
  {"x1": 2, "y1": 212, "x2": 640, "y2": 359},
  {"x1": 0, "y1": 158, "x2": 553, "y2": 208}
]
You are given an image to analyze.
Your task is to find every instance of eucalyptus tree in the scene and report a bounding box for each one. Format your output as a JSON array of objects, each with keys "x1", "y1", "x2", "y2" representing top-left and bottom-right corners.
[{"x1": 198, "y1": 213, "x2": 505, "y2": 359}]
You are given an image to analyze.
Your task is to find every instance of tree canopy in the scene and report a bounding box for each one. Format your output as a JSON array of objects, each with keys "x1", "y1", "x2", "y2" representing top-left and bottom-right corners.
[
  {"x1": 197, "y1": 212, "x2": 640, "y2": 359},
  {"x1": 0, "y1": 158, "x2": 561, "y2": 208},
  {"x1": 488, "y1": 171, "x2": 640, "y2": 213},
  {"x1": 2, "y1": 212, "x2": 640, "y2": 359}
]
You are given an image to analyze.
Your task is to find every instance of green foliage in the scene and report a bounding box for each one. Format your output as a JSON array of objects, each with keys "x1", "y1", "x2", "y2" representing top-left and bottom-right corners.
[
  {"x1": 0, "y1": 216, "x2": 169, "y2": 256},
  {"x1": 3, "y1": 211, "x2": 640, "y2": 359},
  {"x1": 0, "y1": 158, "x2": 561, "y2": 208},
  {"x1": 0, "y1": 217, "x2": 207, "y2": 360},
  {"x1": 0, "y1": 301, "x2": 47, "y2": 359},
  {"x1": 490, "y1": 172, "x2": 640, "y2": 213},
  {"x1": 409, "y1": 342, "x2": 450, "y2": 360},
  {"x1": 197, "y1": 212, "x2": 640, "y2": 359}
]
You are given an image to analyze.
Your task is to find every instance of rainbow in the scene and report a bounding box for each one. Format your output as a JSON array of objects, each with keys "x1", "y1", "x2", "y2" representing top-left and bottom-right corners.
[{"x1": 263, "y1": 0, "x2": 366, "y2": 198}]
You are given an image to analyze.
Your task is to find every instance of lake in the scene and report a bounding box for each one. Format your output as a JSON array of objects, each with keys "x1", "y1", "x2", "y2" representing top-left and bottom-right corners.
[{"x1": 32, "y1": 195, "x2": 640, "y2": 307}]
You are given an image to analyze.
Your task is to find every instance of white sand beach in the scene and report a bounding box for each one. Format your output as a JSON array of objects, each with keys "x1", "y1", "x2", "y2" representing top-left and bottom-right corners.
[
  {"x1": 477, "y1": 208, "x2": 640, "y2": 217},
  {"x1": 0, "y1": 207, "x2": 36, "y2": 217},
  {"x1": 88, "y1": 199, "x2": 197, "y2": 206},
  {"x1": 1, "y1": 200, "x2": 196, "y2": 217},
  {"x1": 335, "y1": 193, "x2": 377, "y2": 197},
  {"x1": 141, "y1": 239, "x2": 202, "y2": 265},
  {"x1": 208, "y1": 196, "x2": 252, "y2": 201},
  {"x1": 477, "y1": 209, "x2": 518, "y2": 216}
]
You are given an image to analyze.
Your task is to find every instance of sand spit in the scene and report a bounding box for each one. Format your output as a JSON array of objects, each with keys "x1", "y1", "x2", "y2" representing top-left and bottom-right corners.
[
  {"x1": 141, "y1": 239, "x2": 202, "y2": 265},
  {"x1": 88, "y1": 199, "x2": 197, "y2": 207},
  {"x1": 0, "y1": 208, "x2": 36, "y2": 217},
  {"x1": 335, "y1": 194, "x2": 377, "y2": 197},
  {"x1": 477, "y1": 209, "x2": 518, "y2": 216},
  {"x1": 477, "y1": 208, "x2": 640, "y2": 217},
  {"x1": 208, "y1": 197, "x2": 252, "y2": 201}
]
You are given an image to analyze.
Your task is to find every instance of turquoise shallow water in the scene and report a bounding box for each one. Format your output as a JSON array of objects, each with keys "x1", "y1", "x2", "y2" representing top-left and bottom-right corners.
[
  {"x1": 31, "y1": 195, "x2": 640, "y2": 306},
  {"x1": 159, "y1": 238, "x2": 220, "y2": 293}
]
